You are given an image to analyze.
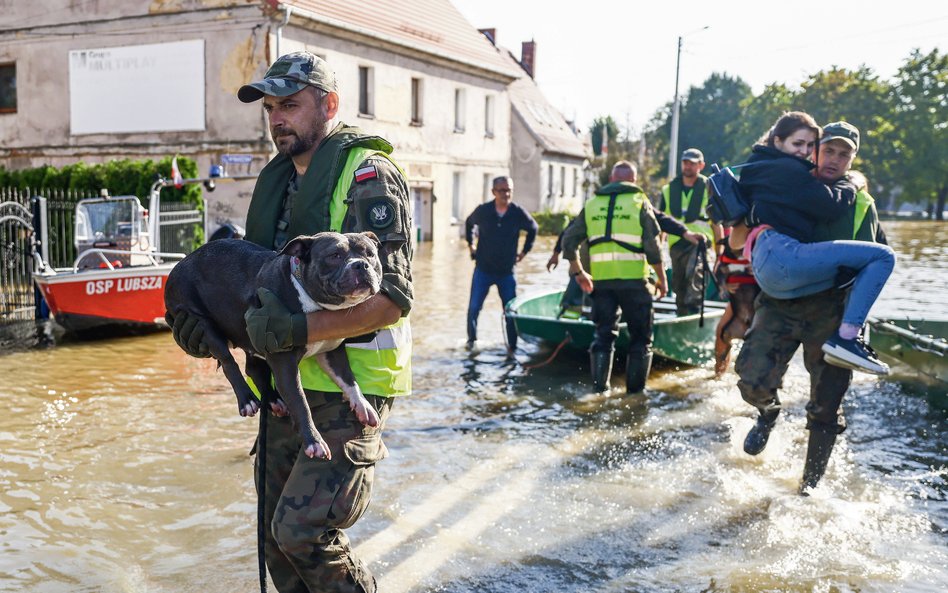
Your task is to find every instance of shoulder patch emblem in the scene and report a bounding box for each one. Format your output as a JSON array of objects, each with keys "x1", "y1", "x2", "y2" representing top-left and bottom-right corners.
[
  {"x1": 354, "y1": 165, "x2": 378, "y2": 183},
  {"x1": 367, "y1": 200, "x2": 395, "y2": 230}
]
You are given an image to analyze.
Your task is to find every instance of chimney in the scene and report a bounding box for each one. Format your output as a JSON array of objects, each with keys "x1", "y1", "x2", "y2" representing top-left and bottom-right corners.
[
  {"x1": 479, "y1": 28, "x2": 496, "y2": 46},
  {"x1": 520, "y1": 40, "x2": 536, "y2": 79}
]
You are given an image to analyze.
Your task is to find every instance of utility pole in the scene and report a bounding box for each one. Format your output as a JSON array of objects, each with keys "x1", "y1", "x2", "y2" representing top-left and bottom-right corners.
[
  {"x1": 667, "y1": 36, "x2": 683, "y2": 180},
  {"x1": 667, "y1": 26, "x2": 709, "y2": 180}
]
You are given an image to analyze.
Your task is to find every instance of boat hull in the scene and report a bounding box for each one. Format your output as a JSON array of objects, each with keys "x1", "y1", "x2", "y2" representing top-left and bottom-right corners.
[
  {"x1": 33, "y1": 265, "x2": 175, "y2": 335},
  {"x1": 506, "y1": 290, "x2": 726, "y2": 366},
  {"x1": 868, "y1": 318, "x2": 948, "y2": 385}
]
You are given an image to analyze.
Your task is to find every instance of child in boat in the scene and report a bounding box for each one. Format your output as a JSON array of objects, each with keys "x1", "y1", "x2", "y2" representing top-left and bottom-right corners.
[{"x1": 735, "y1": 111, "x2": 895, "y2": 375}]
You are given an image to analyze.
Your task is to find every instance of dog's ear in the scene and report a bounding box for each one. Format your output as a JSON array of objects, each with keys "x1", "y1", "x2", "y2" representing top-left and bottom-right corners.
[
  {"x1": 280, "y1": 235, "x2": 314, "y2": 258},
  {"x1": 360, "y1": 231, "x2": 381, "y2": 249}
]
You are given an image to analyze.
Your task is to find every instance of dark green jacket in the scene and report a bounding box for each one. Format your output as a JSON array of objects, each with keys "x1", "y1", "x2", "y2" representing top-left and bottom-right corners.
[{"x1": 245, "y1": 122, "x2": 413, "y2": 313}]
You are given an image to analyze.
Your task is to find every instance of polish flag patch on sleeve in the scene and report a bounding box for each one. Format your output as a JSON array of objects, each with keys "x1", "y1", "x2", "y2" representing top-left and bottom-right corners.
[{"x1": 354, "y1": 165, "x2": 379, "y2": 183}]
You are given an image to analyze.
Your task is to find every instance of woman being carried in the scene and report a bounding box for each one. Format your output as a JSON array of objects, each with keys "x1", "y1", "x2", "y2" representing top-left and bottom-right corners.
[{"x1": 734, "y1": 111, "x2": 895, "y2": 375}]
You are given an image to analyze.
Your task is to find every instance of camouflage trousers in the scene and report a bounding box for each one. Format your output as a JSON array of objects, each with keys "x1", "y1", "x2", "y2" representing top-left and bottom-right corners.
[
  {"x1": 735, "y1": 288, "x2": 852, "y2": 434},
  {"x1": 255, "y1": 391, "x2": 393, "y2": 593},
  {"x1": 670, "y1": 241, "x2": 706, "y2": 316}
]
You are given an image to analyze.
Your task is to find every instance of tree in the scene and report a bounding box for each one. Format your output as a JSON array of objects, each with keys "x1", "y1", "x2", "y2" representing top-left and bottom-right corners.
[
  {"x1": 727, "y1": 83, "x2": 797, "y2": 161},
  {"x1": 590, "y1": 116, "x2": 619, "y2": 158},
  {"x1": 891, "y1": 49, "x2": 947, "y2": 218},
  {"x1": 797, "y1": 66, "x2": 898, "y2": 204},
  {"x1": 643, "y1": 73, "x2": 753, "y2": 177}
]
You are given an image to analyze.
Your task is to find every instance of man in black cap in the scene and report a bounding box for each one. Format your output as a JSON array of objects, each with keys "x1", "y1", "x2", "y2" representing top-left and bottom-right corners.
[
  {"x1": 736, "y1": 120, "x2": 888, "y2": 494},
  {"x1": 659, "y1": 148, "x2": 723, "y2": 315},
  {"x1": 168, "y1": 51, "x2": 413, "y2": 592}
]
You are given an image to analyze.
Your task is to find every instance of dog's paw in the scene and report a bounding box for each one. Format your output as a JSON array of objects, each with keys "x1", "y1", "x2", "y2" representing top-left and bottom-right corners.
[
  {"x1": 269, "y1": 399, "x2": 290, "y2": 417},
  {"x1": 304, "y1": 440, "x2": 331, "y2": 460},
  {"x1": 351, "y1": 398, "x2": 380, "y2": 428},
  {"x1": 239, "y1": 400, "x2": 259, "y2": 417}
]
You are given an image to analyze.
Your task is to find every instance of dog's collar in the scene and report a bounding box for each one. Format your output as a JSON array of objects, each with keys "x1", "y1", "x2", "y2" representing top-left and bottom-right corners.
[
  {"x1": 289, "y1": 256, "x2": 319, "y2": 311},
  {"x1": 290, "y1": 256, "x2": 305, "y2": 282}
]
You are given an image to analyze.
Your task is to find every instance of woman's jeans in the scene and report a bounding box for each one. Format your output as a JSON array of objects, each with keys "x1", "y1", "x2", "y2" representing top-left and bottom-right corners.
[
  {"x1": 751, "y1": 229, "x2": 895, "y2": 327},
  {"x1": 467, "y1": 267, "x2": 518, "y2": 348}
]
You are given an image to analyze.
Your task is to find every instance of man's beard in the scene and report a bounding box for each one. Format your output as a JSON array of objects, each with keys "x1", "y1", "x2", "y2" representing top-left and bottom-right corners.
[{"x1": 273, "y1": 118, "x2": 328, "y2": 157}]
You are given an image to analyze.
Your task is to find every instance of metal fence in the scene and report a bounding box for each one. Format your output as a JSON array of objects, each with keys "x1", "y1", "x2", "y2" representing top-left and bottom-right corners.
[
  {"x1": 0, "y1": 187, "x2": 202, "y2": 326},
  {"x1": 0, "y1": 188, "x2": 54, "y2": 323}
]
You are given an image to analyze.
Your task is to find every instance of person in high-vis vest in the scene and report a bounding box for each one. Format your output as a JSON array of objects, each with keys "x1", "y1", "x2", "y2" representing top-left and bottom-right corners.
[
  {"x1": 561, "y1": 161, "x2": 668, "y2": 394},
  {"x1": 735, "y1": 121, "x2": 887, "y2": 495},
  {"x1": 659, "y1": 148, "x2": 724, "y2": 315},
  {"x1": 167, "y1": 52, "x2": 412, "y2": 593}
]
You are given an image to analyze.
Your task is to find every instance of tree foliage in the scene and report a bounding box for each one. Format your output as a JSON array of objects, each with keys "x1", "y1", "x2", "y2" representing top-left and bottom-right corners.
[
  {"x1": 635, "y1": 49, "x2": 946, "y2": 214},
  {"x1": 0, "y1": 156, "x2": 202, "y2": 207},
  {"x1": 890, "y1": 49, "x2": 947, "y2": 218},
  {"x1": 646, "y1": 73, "x2": 752, "y2": 175}
]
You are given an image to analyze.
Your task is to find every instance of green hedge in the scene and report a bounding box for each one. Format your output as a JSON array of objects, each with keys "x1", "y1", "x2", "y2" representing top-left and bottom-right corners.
[
  {"x1": 532, "y1": 209, "x2": 576, "y2": 236},
  {"x1": 0, "y1": 156, "x2": 202, "y2": 207}
]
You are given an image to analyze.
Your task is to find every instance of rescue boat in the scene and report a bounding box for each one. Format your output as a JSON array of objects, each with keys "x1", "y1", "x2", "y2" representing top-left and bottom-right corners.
[
  {"x1": 31, "y1": 190, "x2": 187, "y2": 335},
  {"x1": 506, "y1": 289, "x2": 727, "y2": 366}
]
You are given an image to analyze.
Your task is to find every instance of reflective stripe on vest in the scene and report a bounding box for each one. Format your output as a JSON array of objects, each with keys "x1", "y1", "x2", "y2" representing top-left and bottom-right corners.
[
  {"x1": 299, "y1": 146, "x2": 412, "y2": 397},
  {"x1": 853, "y1": 190, "x2": 872, "y2": 240},
  {"x1": 662, "y1": 183, "x2": 713, "y2": 247},
  {"x1": 585, "y1": 191, "x2": 649, "y2": 281}
]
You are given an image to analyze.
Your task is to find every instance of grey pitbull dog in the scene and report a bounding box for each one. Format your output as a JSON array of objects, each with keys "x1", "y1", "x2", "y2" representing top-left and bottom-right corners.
[{"x1": 164, "y1": 232, "x2": 383, "y2": 460}]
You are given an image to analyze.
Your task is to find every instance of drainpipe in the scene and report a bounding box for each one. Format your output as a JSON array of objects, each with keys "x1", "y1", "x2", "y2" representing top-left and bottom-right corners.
[{"x1": 275, "y1": 4, "x2": 292, "y2": 59}]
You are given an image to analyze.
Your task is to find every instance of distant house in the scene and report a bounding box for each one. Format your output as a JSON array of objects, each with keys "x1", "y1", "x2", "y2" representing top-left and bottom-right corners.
[
  {"x1": 0, "y1": 0, "x2": 522, "y2": 242},
  {"x1": 487, "y1": 36, "x2": 588, "y2": 214}
]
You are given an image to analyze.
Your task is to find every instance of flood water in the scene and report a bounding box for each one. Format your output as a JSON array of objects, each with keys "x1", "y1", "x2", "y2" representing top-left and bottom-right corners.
[{"x1": 0, "y1": 220, "x2": 946, "y2": 593}]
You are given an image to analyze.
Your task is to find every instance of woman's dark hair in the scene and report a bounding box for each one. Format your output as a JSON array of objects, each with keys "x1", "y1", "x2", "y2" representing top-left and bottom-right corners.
[{"x1": 756, "y1": 111, "x2": 822, "y2": 147}]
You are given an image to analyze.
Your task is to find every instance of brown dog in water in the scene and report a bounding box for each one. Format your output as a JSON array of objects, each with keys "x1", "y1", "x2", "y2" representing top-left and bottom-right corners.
[{"x1": 714, "y1": 259, "x2": 761, "y2": 376}]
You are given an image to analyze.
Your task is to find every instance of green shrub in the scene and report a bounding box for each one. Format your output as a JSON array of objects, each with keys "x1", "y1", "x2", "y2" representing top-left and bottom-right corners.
[
  {"x1": 532, "y1": 209, "x2": 576, "y2": 236},
  {"x1": 0, "y1": 156, "x2": 202, "y2": 209}
]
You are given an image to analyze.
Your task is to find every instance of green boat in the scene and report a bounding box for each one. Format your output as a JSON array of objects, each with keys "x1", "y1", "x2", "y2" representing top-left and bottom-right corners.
[
  {"x1": 505, "y1": 290, "x2": 726, "y2": 366},
  {"x1": 868, "y1": 318, "x2": 948, "y2": 385}
]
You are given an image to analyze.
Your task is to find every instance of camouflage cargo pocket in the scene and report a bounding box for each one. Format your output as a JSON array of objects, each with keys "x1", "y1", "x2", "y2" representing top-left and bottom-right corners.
[
  {"x1": 344, "y1": 433, "x2": 389, "y2": 466},
  {"x1": 334, "y1": 433, "x2": 389, "y2": 529}
]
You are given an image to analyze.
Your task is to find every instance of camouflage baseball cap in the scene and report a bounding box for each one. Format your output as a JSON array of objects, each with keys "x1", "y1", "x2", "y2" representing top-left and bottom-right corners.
[
  {"x1": 237, "y1": 51, "x2": 337, "y2": 103},
  {"x1": 821, "y1": 121, "x2": 860, "y2": 152}
]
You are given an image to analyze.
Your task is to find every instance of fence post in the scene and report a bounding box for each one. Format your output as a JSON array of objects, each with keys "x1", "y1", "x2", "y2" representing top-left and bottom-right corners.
[{"x1": 30, "y1": 195, "x2": 49, "y2": 319}]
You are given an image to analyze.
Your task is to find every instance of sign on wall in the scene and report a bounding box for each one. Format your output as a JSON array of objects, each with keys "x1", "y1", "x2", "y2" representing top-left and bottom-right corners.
[{"x1": 69, "y1": 39, "x2": 205, "y2": 135}]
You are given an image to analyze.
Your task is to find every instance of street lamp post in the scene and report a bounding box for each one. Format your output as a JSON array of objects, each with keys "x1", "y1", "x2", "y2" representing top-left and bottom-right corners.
[{"x1": 667, "y1": 26, "x2": 709, "y2": 180}]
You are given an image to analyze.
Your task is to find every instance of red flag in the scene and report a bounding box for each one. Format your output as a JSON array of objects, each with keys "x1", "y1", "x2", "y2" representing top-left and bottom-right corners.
[{"x1": 171, "y1": 156, "x2": 184, "y2": 189}]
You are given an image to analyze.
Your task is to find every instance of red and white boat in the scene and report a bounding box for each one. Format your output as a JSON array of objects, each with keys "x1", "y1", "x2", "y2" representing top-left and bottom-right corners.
[{"x1": 32, "y1": 185, "x2": 188, "y2": 335}]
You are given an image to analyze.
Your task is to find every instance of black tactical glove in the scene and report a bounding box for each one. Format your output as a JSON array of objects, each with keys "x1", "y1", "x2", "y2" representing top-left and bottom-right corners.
[
  {"x1": 244, "y1": 288, "x2": 308, "y2": 354},
  {"x1": 167, "y1": 310, "x2": 212, "y2": 358}
]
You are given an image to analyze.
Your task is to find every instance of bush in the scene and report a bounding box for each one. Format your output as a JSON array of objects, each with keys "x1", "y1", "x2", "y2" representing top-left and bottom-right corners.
[
  {"x1": 532, "y1": 209, "x2": 576, "y2": 236},
  {"x1": 0, "y1": 156, "x2": 202, "y2": 208}
]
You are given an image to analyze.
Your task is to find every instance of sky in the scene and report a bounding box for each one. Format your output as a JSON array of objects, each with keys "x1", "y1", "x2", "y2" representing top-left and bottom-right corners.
[{"x1": 453, "y1": 0, "x2": 946, "y2": 136}]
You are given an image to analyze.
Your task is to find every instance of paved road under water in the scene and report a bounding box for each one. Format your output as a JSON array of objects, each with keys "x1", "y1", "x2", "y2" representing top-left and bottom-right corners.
[{"x1": 0, "y1": 221, "x2": 945, "y2": 593}]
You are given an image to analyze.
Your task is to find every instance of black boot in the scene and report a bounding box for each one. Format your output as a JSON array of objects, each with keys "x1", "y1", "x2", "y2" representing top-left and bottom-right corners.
[
  {"x1": 799, "y1": 429, "x2": 838, "y2": 495},
  {"x1": 743, "y1": 410, "x2": 779, "y2": 455},
  {"x1": 625, "y1": 352, "x2": 653, "y2": 393},
  {"x1": 590, "y1": 349, "x2": 614, "y2": 392}
]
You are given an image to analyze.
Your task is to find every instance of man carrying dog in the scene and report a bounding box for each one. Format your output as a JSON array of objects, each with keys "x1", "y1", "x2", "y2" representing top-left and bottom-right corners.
[
  {"x1": 735, "y1": 121, "x2": 886, "y2": 494},
  {"x1": 169, "y1": 52, "x2": 413, "y2": 592},
  {"x1": 659, "y1": 148, "x2": 724, "y2": 315}
]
